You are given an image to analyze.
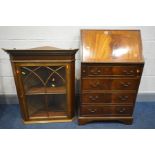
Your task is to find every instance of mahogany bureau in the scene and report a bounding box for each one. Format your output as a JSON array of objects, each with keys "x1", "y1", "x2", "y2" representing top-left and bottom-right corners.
[
  {"x1": 78, "y1": 30, "x2": 144, "y2": 125},
  {"x1": 4, "y1": 46, "x2": 78, "y2": 124}
]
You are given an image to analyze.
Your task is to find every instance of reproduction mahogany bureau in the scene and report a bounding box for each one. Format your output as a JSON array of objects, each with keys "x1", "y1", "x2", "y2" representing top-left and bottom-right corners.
[
  {"x1": 4, "y1": 46, "x2": 78, "y2": 124},
  {"x1": 78, "y1": 30, "x2": 144, "y2": 125}
]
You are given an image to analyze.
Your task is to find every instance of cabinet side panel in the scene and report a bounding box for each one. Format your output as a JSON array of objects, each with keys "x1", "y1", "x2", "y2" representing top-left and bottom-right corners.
[
  {"x1": 66, "y1": 62, "x2": 75, "y2": 118},
  {"x1": 11, "y1": 62, "x2": 29, "y2": 121}
]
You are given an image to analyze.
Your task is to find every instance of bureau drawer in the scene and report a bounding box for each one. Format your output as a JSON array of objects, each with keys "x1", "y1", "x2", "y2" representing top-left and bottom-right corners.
[
  {"x1": 82, "y1": 92, "x2": 136, "y2": 104},
  {"x1": 82, "y1": 78, "x2": 140, "y2": 91},
  {"x1": 81, "y1": 65, "x2": 143, "y2": 77},
  {"x1": 80, "y1": 105, "x2": 133, "y2": 116}
]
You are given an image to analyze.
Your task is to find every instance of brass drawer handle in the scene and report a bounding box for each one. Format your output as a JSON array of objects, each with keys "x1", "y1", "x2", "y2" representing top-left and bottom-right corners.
[
  {"x1": 88, "y1": 108, "x2": 97, "y2": 113},
  {"x1": 90, "y1": 69, "x2": 101, "y2": 74},
  {"x1": 90, "y1": 70, "x2": 95, "y2": 73},
  {"x1": 120, "y1": 82, "x2": 131, "y2": 87},
  {"x1": 123, "y1": 70, "x2": 134, "y2": 75},
  {"x1": 119, "y1": 108, "x2": 126, "y2": 113},
  {"x1": 119, "y1": 95, "x2": 129, "y2": 101},
  {"x1": 89, "y1": 95, "x2": 99, "y2": 101},
  {"x1": 90, "y1": 81, "x2": 100, "y2": 88},
  {"x1": 82, "y1": 69, "x2": 86, "y2": 73}
]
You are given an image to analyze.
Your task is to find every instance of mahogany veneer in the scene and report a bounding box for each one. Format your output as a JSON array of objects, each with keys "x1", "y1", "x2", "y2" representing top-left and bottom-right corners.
[
  {"x1": 79, "y1": 30, "x2": 144, "y2": 125},
  {"x1": 4, "y1": 46, "x2": 78, "y2": 124}
]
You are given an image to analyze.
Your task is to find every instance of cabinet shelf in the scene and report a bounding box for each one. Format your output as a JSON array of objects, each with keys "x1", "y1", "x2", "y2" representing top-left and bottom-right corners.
[
  {"x1": 26, "y1": 86, "x2": 66, "y2": 95},
  {"x1": 29, "y1": 111, "x2": 67, "y2": 119}
]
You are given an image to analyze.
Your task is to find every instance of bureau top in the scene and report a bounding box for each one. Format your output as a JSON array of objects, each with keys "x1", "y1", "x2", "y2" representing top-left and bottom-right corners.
[
  {"x1": 81, "y1": 30, "x2": 144, "y2": 63},
  {"x1": 3, "y1": 46, "x2": 78, "y2": 56}
]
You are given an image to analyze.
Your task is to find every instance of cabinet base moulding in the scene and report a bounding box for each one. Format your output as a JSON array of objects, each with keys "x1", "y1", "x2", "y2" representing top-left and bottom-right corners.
[
  {"x1": 78, "y1": 116, "x2": 133, "y2": 125},
  {"x1": 23, "y1": 118, "x2": 74, "y2": 124}
]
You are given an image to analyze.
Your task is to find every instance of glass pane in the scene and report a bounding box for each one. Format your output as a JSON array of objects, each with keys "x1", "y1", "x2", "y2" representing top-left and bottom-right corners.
[
  {"x1": 46, "y1": 66, "x2": 66, "y2": 88},
  {"x1": 21, "y1": 66, "x2": 45, "y2": 93},
  {"x1": 35, "y1": 66, "x2": 51, "y2": 83},
  {"x1": 20, "y1": 65, "x2": 67, "y2": 119},
  {"x1": 21, "y1": 66, "x2": 66, "y2": 94},
  {"x1": 47, "y1": 94, "x2": 67, "y2": 116},
  {"x1": 26, "y1": 95, "x2": 48, "y2": 118}
]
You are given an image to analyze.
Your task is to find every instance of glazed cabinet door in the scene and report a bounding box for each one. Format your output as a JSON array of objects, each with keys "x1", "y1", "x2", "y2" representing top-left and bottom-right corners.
[{"x1": 15, "y1": 63, "x2": 70, "y2": 120}]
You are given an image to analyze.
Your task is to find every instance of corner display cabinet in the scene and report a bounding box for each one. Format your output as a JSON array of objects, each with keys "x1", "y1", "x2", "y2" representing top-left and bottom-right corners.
[
  {"x1": 79, "y1": 30, "x2": 144, "y2": 125},
  {"x1": 4, "y1": 46, "x2": 78, "y2": 124}
]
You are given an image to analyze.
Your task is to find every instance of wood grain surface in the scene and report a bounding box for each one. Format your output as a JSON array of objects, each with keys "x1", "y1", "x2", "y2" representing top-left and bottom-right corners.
[{"x1": 81, "y1": 30, "x2": 144, "y2": 62}]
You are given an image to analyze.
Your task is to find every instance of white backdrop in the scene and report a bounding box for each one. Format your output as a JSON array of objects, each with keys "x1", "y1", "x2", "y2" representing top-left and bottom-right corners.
[{"x1": 0, "y1": 26, "x2": 155, "y2": 95}]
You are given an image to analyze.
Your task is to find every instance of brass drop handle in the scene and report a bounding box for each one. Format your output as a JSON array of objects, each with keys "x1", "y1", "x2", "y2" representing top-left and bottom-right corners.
[
  {"x1": 119, "y1": 108, "x2": 126, "y2": 113},
  {"x1": 90, "y1": 81, "x2": 100, "y2": 88},
  {"x1": 89, "y1": 95, "x2": 99, "y2": 101},
  {"x1": 82, "y1": 69, "x2": 86, "y2": 73},
  {"x1": 123, "y1": 70, "x2": 134, "y2": 75},
  {"x1": 91, "y1": 69, "x2": 101, "y2": 74},
  {"x1": 119, "y1": 95, "x2": 129, "y2": 101},
  {"x1": 88, "y1": 108, "x2": 97, "y2": 113},
  {"x1": 120, "y1": 82, "x2": 131, "y2": 87}
]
